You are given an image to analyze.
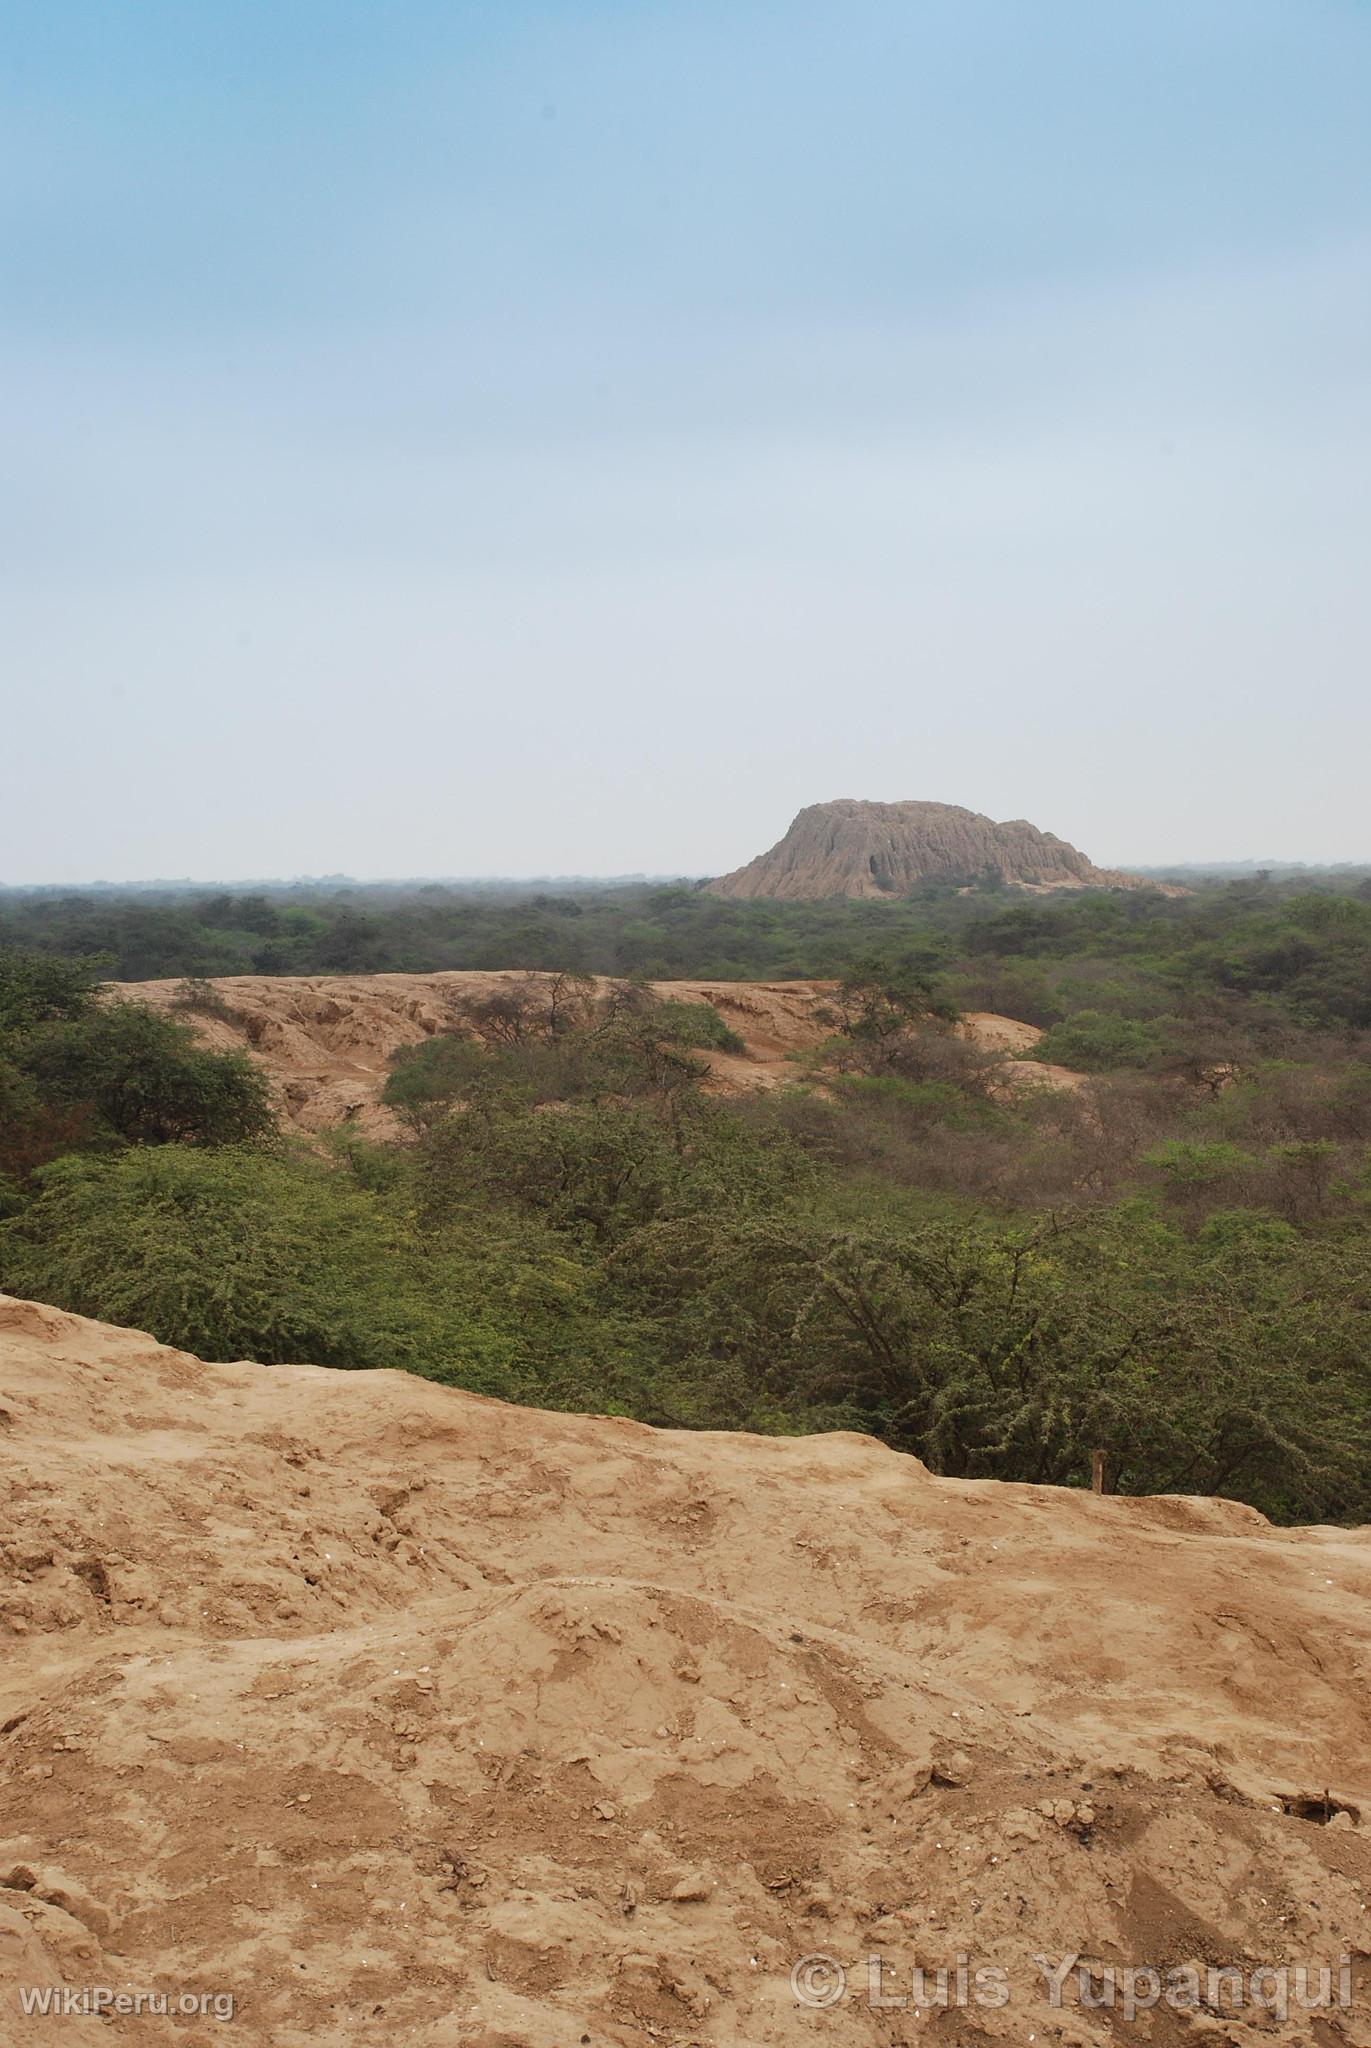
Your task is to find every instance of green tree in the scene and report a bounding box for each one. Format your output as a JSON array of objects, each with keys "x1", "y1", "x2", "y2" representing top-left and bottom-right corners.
[{"x1": 21, "y1": 1002, "x2": 273, "y2": 1148}]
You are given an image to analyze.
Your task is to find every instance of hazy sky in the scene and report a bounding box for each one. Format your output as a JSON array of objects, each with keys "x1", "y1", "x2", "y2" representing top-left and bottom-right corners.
[{"x1": 5, "y1": 0, "x2": 1370, "y2": 883}]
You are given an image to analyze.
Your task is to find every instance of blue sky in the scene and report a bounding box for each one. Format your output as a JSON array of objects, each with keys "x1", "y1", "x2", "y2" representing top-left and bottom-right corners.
[{"x1": 4, "y1": 0, "x2": 1370, "y2": 880}]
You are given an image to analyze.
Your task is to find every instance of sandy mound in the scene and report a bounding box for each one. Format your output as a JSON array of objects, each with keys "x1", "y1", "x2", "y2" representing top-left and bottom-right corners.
[
  {"x1": 707, "y1": 800, "x2": 1163, "y2": 900},
  {"x1": 957, "y1": 1010, "x2": 1093, "y2": 1095},
  {"x1": 111, "y1": 974, "x2": 845, "y2": 1135},
  {"x1": 113, "y1": 973, "x2": 1086, "y2": 1133},
  {"x1": 2, "y1": 1294, "x2": 1369, "y2": 2045}
]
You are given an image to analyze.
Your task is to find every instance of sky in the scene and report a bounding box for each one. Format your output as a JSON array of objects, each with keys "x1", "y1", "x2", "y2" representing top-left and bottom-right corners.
[{"x1": 4, "y1": 0, "x2": 1370, "y2": 883}]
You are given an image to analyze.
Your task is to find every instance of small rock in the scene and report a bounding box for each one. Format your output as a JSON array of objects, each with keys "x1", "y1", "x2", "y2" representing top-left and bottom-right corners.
[{"x1": 884, "y1": 1760, "x2": 933, "y2": 1803}]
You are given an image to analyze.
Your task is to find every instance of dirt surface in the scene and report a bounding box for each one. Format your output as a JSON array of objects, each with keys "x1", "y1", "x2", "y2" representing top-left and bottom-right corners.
[
  {"x1": 3, "y1": 1293, "x2": 1370, "y2": 2046},
  {"x1": 111, "y1": 974, "x2": 847, "y2": 1135}
]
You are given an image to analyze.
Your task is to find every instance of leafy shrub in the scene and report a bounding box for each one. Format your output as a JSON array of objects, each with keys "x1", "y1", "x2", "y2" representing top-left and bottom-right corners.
[
  {"x1": 652, "y1": 1000, "x2": 746, "y2": 1053},
  {"x1": 383, "y1": 1033, "x2": 488, "y2": 1129},
  {"x1": 21, "y1": 1002, "x2": 274, "y2": 1148},
  {"x1": 0, "y1": 949, "x2": 106, "y2": 1033},
  {"x1": 0, "y1": 950, "x2": 274, "y2": 1173},
  {"x1": 620, "y1": 1204, "x2": 1371, "y2": 1520},
  {"x1": 1032, "y1": 1010, "x2": 1165, "y2": 1071}
]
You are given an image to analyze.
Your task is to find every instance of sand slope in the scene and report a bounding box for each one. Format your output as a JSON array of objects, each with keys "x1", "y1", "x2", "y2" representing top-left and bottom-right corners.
[{"x1": 3, "y1": 1295, "x2": 1369, "y2": 2045}]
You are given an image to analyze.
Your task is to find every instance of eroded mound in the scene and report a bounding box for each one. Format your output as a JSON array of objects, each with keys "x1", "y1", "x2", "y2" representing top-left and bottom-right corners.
[
  {"x1": 111, "y1": 972, "x2": 1089, "y2": 1136},
  {"x1": 3, "y1": 1296, "x2": 1370, "y2": 2042},
  {"x1": 111, "y1": 973, "x2": 844, "y2": 1133},
  {"x1": 707, "y1": 800, "x2": 1161, "y2": 900}
]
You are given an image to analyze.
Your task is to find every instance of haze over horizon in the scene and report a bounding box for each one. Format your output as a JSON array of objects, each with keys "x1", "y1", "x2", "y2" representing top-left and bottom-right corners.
[
  {"x1": 5, "y1": 798, "x2": 1370, "y2": 894},
  {"x1": 5, "y1": 1, "x2": 1370, "y2": 885}
]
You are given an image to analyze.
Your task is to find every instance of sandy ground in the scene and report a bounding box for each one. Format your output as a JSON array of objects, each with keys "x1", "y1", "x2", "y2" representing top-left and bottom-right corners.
[
  {"x1": 3, "y1": 1293, "x2": 1369, "y2": 2046},
  {"x1": 112, "y1": 973, "x2": 1085, "y2": 1134}
]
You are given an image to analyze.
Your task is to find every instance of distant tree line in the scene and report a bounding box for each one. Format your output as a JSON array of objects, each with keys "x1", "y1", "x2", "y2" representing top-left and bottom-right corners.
[{"x1": 5, "y1": 874, "x2": 1371, "y2": 1033}]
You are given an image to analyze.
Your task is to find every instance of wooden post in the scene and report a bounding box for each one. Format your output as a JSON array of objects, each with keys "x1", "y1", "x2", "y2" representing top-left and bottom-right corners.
[{"x1": 1091, "y1": 1449, "x2": 1107, "y2": 1496}]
